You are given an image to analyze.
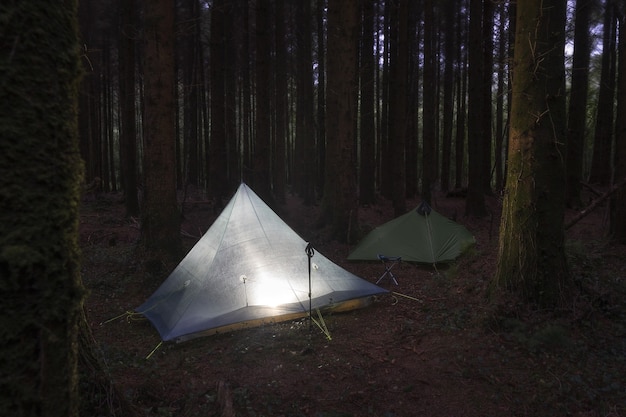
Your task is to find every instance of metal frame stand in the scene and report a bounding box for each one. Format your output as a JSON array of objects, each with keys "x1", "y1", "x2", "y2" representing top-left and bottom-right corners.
[{"x1": 376, "y1": 255, "x2": 401, "y2": 285}]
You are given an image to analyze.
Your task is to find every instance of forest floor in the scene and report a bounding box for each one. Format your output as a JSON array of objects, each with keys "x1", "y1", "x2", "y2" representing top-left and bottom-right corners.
[{"x1": 80, "y1": 186, "x2": 626, "y2": 417}]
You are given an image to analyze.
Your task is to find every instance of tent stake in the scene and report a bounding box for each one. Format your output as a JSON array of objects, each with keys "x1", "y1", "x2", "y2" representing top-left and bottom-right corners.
[{"x1": 145, "y1": 341, "x2": 163, "y2": 360}]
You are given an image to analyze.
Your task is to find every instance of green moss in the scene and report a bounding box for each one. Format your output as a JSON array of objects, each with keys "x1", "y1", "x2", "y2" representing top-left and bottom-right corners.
[{"x1": 0, "y1": 1, "x2": 84, "y2": 416}]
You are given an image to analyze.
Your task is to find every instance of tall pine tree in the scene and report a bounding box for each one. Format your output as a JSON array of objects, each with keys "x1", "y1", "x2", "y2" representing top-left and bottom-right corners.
[{"x1": 493, "y1": 0, "x2": 572, "y2": 306}]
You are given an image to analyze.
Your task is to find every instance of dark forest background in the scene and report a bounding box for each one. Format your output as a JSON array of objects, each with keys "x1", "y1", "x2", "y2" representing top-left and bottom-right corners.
[{"x1": 78, "y1": 0, "x2": 623, "y2": 222}]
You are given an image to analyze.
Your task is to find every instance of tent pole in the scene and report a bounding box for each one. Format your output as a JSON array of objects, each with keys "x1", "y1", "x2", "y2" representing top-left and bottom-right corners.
[{"x1": 305, "y1": 242, "x2": 315, "y2": 331}]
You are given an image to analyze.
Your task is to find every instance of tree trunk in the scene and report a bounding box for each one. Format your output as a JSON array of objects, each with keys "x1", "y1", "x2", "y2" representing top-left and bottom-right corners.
[
  {"x1": 273, "y1": 0, "x2": 288, "y2": 204},
  {"x1": 379, "y1": 0, "x2": 392, "y2": 199},
  {"x1": 316, "y1": 0, "x2": 327, "y2": 196},
  {"x1": 0, "y1": 1, "x2": 84, "y2": 414},
  {"x1": 323, "y1": 0, "x2": 360, "y2": 242},
  {"x1": 295, "y1": 0, "x2": 316, "y2": 205},
  {"x1": 494, "y1": 1, "x2": 508, "y2": 192},
  {"x1": 240, "y1": 1, "x2": 252, "y2": 184},
  {"x1": 565, "y1": 0, "x2": 592, "y2": 208},
  {"x1": 454, "y1": 4, "x2": 468, "y2": 190},
  {"x1": 140, "y1": 0, "x2": 182, "y2": 263},
  {"x1": 118, "y1": 0, "x2": 140, "y2": 217},
  {"x1": 359, "y1": 0, "x2": 377, "y2": 205},
  {"x1": 588, "y1": 2, "x2": 617, "y2": 186},
  {"x1": 253, "y1": 0, "x2": 274, "y2": 204},
  {"x1": 180, "y1": 0, "x2": 201, "y2": 187},
  {"x1": 612, "y1": 11, "x2": 626, "y2": 242},
  {"x1": 405, "y1": 0, "x2": 421, "y2": 198},
  {"x1": 440, "y1": 0, "x2": 456, "y2": 193},
  {"x1": 78, "y1": 0, "x2": 97, "y2": 182},
  {"x1": 209, "y1": 0, "x2": 229, "y2": 201},
  {"x1": 389, "y1": 0, "x2": 408, "y2": 215},
  {"x1": 493, "y1": 0, "x2": 571, "y2": 307},
  {"x1": 466, "y1": 0, "x2": 488, "y2": 216},
  {"x1": 101, "y1": 43, "x2": 112, "y2": 192},
  {"x1": 481, "y1": 0, "x2": 494, "y2": 194},
  {"x1": 224, "y1": 1, "x2": 239, "y2": 190},
  {"x1": 422, "y1": 0, "x2": 437, "y2": 204}
]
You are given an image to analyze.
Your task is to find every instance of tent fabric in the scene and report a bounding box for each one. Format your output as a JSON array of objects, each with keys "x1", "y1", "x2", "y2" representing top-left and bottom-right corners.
[
  {"x1": 347, "y1": 202, "x2": 475, "y2": 264},
  {"x1": 137, "y1": 183, "x2": 387, "y2": 342}
]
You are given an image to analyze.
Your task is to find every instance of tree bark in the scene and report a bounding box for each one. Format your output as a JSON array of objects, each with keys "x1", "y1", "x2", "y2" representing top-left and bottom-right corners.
[
  {"x1": 140, "y1": 0, "x2": 182, "y2": 263},
  {"x1": 359, "y1": 0, "x2": 377, "y2": 205},
  {"x1": 209, "y1": 0, "x2": 229, "y2": 201},
  {"x1": 295, "y1": 0, "x2": 316, "y2": 205},
  {"x1": 565, "y1": 0, "x2": 593, "y2": 208},
  {"x1": 118, "y1": 0, "x2": 140, "y2": 217},
  {"x1": 612, "y1": 10, "x2": 626, "y2": 242},
  {"x1": 440, "y1": 0, "x2": 456, "y2": 194},
  {"x1": 389, "y1": 0, "x2": 408, "y2": 215},
  {"x1": 224, "y1": 1, "x2": 239, "y2": 191},
  {"x1": 240, "y1": 1, "x2": 252, "y2": 185},
  {"x1": 379, "y1": 0, "x2": 392, "y2": 199},
  {"x1": 273, "y1": 0, "x2": 288, "y2": 204},
  {"x1": 422, "y1": 0, "x2": 437, "y2": 204},
  {"x1": 454, "y1": 3, "x2": 468, "y2": 190},
  {"x1": 405, "y1": 0, "x2": 421, "y2": 198},
  {"x1": 494, "y1": 1, "x2": 508, "y2": 191},
  {"x1": 323, "y1": 0, "x2": 360, "y2": 242},
  {"x1": 316, "y1": 0, "x2": 327, "y2": 196},
  {"x1": 253, "y1": 0, "x2": 275, "y2": 205},
  {"x1": 0, "y1": 1, "x2": 84, "y2": 414},
  {"x1": 481, "y1": 0, "x2": 494, "y2": 194},
  {"x1": 466, "y1": 0, "x2": 488, "y2": 216},
  {"x1": 180, "y1": 0, "x2": 201, "y2": 187},
  {"x1": 588, "y1": 2, "x2": 617, "y2": 185},
  {"x1": 493, "y1": 0, "x2": 571, "y2": 307}
]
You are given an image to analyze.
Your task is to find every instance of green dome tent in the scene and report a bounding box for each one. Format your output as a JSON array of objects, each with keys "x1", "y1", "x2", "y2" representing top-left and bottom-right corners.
[
  {"x1": 347, "y1": 202, "x2": 475, "y2": 264},
  {"x1": 137, "y1": 183, "x2": 387, "y2": 342}
]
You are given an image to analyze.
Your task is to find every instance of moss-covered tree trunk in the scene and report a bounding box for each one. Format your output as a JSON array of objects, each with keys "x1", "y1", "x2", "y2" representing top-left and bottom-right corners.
[
  {"x1": 0, "y1": 1, "x2": 84, "y2": 415},
  {"x1": 140, "y1": 0, "x2": 182, "y2": 263},
  {"x1": 492, "y1": 0, "x2": 571, "y2": 307}
]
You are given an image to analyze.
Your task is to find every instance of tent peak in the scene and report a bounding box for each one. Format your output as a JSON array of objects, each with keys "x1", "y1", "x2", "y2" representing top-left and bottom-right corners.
[{"x1": 416, "y1": 201, "x2": 432, "y2": 216}]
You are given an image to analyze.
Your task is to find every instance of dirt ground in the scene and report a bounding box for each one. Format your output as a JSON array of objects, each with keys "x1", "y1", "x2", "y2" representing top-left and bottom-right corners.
[{"x1": 80, "y1": 187, "x2": 626, "y2": 417}]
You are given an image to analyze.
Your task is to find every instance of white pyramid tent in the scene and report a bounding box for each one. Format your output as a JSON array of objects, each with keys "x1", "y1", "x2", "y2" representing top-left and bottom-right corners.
[{"x1": 137, "y1": 183, "x2": 387, "y2": 342}]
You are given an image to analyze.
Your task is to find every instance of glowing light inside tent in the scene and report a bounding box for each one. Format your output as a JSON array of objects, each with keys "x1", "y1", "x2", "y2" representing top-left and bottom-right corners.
[
  {"x1": 255, "y1": 283, "x2": 296, "y2": 308},
  {"x1": 245, "y1": 271, "x2": 297, "y2": 308}
]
